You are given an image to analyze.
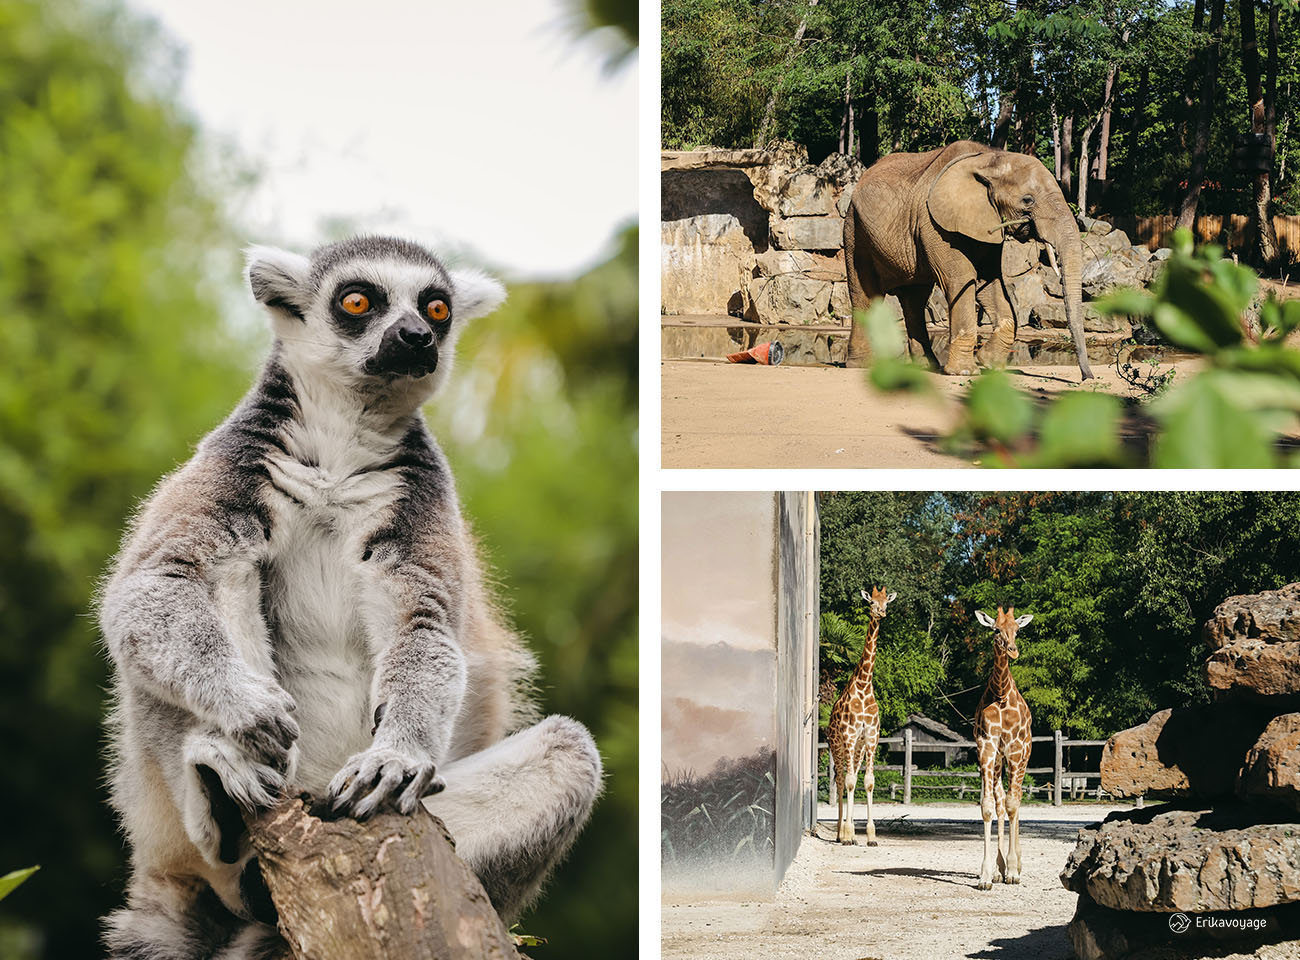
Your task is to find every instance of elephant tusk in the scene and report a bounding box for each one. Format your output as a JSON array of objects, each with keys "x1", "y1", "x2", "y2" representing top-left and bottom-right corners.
[{"x1": 1045, "y1": 244, "x2": 1062, "y2": 283}]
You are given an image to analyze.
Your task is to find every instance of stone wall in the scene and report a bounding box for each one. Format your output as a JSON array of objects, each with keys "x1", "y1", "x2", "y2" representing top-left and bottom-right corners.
[
  {"x1": 661, "y1": 146, "x2": 1171, "y2": 366},
  {"x1": 661, "y1": 143, "x2": 863, "y2": 326},
  {"x1": 1061, "y1": 584, "x2": 1300, "y2": 960}
]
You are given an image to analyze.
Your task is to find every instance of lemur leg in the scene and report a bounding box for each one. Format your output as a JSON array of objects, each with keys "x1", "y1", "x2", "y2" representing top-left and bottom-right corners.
[
  {"x1": 422, "y1": 715, "x2": 602, "y2": 923},
  {"x1": 103, "y1": 875, "x2": 280, "y2": 960}
]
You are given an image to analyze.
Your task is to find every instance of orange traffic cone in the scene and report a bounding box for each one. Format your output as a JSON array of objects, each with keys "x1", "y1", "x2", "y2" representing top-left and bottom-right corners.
[{"x1": 726, "y1": 341, "x2": 784, "y2": 365}]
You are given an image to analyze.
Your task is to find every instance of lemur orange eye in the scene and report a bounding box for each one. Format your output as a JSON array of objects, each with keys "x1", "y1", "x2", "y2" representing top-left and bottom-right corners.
[
  {"x1": 341, "y1": 292, "x2": 369, "y2": 315},
  {"x1": 426, "y1": 299, "x2": 450, "y2": 322}
]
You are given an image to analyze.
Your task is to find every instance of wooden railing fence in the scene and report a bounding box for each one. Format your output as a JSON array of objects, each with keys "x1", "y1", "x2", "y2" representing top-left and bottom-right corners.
[
  {"x1": 818, "y1": 728, "x2": 1116, "y2": 807},
  {"x1": 1119, "y1": 213, "x2": 1300, "y2": 260}
]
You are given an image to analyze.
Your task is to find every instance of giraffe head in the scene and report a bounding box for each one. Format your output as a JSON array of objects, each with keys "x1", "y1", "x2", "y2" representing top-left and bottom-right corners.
[
  {"x1": 975, "y1": 605, "x2": 1032, "y2": 659},
  {"x1": 859, "y1": 586, "x2": 897, "y2": 619}
]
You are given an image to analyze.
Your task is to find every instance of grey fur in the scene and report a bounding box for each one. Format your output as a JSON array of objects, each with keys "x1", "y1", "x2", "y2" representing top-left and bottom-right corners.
[{"x1": 100, "y1": 236, "x2": 602, "y2": 959}]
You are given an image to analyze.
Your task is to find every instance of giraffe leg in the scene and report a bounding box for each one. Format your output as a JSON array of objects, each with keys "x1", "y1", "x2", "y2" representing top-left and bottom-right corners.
[
  {"x1": 1005, "y1": 752, "x2": 1029, "y2": 884},
  {"x1": 841, "y1": 743, "x2": 859, "y2": 845},
  {"x1": 994, "y1": 759, "x2": 1008, "y2": 883},
  {"x1": 862, "y1": 733, "x2": 878, "y2": 846},
  {"x1": 976, "y1": 740, "x2": 997, "y2": 890},
  {"x1": 831, "y1": 737, "x2": 851, "y2": 844}
]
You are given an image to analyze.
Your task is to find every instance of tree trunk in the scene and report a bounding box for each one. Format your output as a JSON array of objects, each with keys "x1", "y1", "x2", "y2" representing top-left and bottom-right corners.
[
  {"x1": 1014, "y1": 0, "x2": 1038, "y2": 153},
  {"x1": 1078, "y1": 60, "x2": 1120, "y2": 216},
  {"x1": 1096, "y1": 39, "x2": 1124, "y2": 207},
  {"x1": 247, "y1": 799, "x2": 520, "y2": 960},
  {"x1": 992, "y1": 93, "x2": 1016, "y2": 150},
  {"x1": 1125, "y1": 63, "x2": 1151, "y2": 182},
  {"x1": 1241, "y1": 0, "x2": 1279, "y2": 266},
  {"x1": 1051, "y1": 103, "x2": 1062, "y2": 180},
  {"x1": 1061, "y1": 114, "x2": 1075, "y2": 196},
  {"x1": 1180, "y1": 0, "x2": 1208, "y2": 150},
  {"x1": 839, "y1": 66, "x2": 852, "y2": 154},
  {"x1": 1176, "y1": 0, "x2": 1226, "y2": 230},
  {"x1": 757, "y1": 0, "x2": 817, "y2": 147}
]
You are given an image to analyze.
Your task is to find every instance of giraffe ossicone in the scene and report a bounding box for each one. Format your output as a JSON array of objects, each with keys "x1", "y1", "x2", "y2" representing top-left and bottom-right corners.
[
  {"x1": 827, "y1": 586, "x2": 894, "y2": 846},
  {"x1": 973, "y1": 605, "x2": 1033, "y2": 890}
]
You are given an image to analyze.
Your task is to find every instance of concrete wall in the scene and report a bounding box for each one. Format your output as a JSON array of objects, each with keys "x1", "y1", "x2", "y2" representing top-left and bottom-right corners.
[{"x1": 661, "y1": 492, "x2": 818, "y2": 897}]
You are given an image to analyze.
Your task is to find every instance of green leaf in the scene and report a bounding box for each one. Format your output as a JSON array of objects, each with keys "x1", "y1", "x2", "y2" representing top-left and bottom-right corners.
[
  {"x1": 858, "y1": 302, "x2": 933, "y2": 393},
  {"x1": 965, "y1": 370, "x2": 1035, "y2": 444},
  {"x1": 1153, "y1": 377, "x2": 1277, "y2": 468},
  {"x1": 0, "y1": 866, "x2": 39, "y2": 902},
  {"x1": 1029, "y1": 392, "x2": 1125, "y2": 467},
  {"x1": 1096, "y1": 287, "x2": 1153, "y2": 318}
]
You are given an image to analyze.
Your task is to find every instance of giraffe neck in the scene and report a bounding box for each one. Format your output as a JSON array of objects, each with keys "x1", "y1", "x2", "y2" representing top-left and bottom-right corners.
[
  {"x1": 987, "y1": 645, "x2": 1017, "y2": 703},
  {"x1": 851, "y1": 614, "x2": 881, "y2": 689}
]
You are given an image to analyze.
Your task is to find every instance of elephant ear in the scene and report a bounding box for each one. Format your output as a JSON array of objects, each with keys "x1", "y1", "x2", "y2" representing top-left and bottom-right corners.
[{"x1": 927, "y1": 153, "x2": 1006, "y2": 244}]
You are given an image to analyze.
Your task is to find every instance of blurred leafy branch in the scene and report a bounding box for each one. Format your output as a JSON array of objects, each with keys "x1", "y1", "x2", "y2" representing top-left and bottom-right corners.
[{"x1": 862, "y1": 228, "x2": 1300, "y2": 467}]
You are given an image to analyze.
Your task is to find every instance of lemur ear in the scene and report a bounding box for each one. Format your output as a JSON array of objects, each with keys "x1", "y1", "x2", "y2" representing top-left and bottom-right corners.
[
  {"x1": 974, "y1": 609, "x2": 996, "y2": 628},
  {"x1": 450, "y1": 267, "x2": 506, "y2": 320},
  {"x1": 1015, "y1": 613, "x2": 1034, "y2": 628},
  {"x1": 245, "y1": 245, "x2": 312, "y2": 322},
  {"x1": 886, "y1": 592, "x2": 898, "y2": 603}
]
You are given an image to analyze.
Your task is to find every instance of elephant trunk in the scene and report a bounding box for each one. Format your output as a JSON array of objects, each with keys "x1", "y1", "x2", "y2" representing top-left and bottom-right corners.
[{"x1": 1038, "y1": 217, "x2": 1094, "y2": 381}]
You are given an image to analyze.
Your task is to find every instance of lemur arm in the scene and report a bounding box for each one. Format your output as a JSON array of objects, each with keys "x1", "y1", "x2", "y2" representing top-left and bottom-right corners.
[{"x1": 100, "y1": 475, "x2": 297, "y2": 771}]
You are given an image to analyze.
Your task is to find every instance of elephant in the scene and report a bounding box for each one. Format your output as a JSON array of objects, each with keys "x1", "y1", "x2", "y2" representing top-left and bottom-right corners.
[{"x1": 843, "y1": 140, "x2": 1093, "y2": 380}]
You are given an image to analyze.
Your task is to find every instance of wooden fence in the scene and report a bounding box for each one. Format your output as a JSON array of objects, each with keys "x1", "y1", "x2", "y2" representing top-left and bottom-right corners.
[
  {"x1": 818, "y1": 728, "x2": 1119, "y2": 807},
  {"x1": 1120, "y1": 213, "x2": 1300, "y2": 260}
]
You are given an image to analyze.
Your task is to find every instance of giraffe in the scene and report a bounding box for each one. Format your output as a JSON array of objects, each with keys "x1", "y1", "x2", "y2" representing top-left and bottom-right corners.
[
  {"x1": 973, "y1": 605, "x2": 1034, "y2": 890},
  {"x1": 826, "y1": 586, "x2": 895, "y2": 845}
]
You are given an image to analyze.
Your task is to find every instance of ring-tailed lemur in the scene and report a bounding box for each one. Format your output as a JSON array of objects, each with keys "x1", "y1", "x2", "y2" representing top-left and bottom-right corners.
[{"x1": 99, "y1": 236, "x2": 603, "y2": 959}]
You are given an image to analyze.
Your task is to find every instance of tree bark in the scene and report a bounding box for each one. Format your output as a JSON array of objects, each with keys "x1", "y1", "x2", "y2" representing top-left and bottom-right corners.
[
  {"x1": 1177, "y1": 0, "x2": 1226, "y2": 230},
  {"x1": 1061, "y1": 114, "x2": 1075, "y2": 196},
  {"x1": 1051, "y1": 103, "x2": 1062, "y2": 181},
  {"x1": 839, "y1": 65, "x2": 852, "y2": 154},
  {"x1": 992, "y1": 93, "x2": 1016, "y2": 150},
  {"x1": 1239, "y1": 0, "x2": 1280, "y2": 266},
  {"x1": 1078, "y1": 59, "x2": 1120, "y2": 216},
  {"x1": 756, "y1": 0, "x2": 817, "y2": 147},
  {"x1": 247, "y1": 799, "x2": 520, "y2": 960}
]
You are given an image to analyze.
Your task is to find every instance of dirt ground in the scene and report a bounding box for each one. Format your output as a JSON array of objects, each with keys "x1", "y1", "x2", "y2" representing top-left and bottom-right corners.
[
  {"x1": 660, "y1": 360, "x2": 1185, "y2": 469},
  {"x1": 662, "y1": 802, "x2": 1119, "y2": 960}
]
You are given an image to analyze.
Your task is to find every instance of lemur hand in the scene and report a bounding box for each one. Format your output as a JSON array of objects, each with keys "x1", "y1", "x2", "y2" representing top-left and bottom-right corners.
[
  {"x1": 327, "y1": 743, "x2": 445, "y2": 818},
  {"x1": 221, "y1": 674, "x2": 299, "y2": 774}
]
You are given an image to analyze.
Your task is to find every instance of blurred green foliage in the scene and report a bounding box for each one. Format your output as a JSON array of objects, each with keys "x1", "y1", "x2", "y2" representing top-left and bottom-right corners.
[
  {"x1": 820, "y1": 492, "x2": 1300, "y2": 741},
  {"x1": 861, "y1": 228, "x2": 1300, "y2": 466},
  {"x1": 0, "y1": 0, "x2": 637, "y2": 957}
]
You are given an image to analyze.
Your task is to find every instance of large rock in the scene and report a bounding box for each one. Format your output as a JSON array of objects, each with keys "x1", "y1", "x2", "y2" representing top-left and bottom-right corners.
[
  {"x1": 1032, "y1": 299, "x2": 1132, "y2": 335},
  {"x1": 775, "y1": 169, "x2": 839, "y2": 217},
  {"x1": 1205, "y1": 583, "x2": 1300, "y2": 649},
  {"x1": 814, "y1": 153, "x2": 866, "y2": 217},
  {"x1": 1207, "y1": 641, "x2": 1300, "y2": 702},
  {"x1": 745, "y1": 274, "x2": 832, "y2": 325},
  {"x1": 1067, "y1": 891, "x2": 1300, "y2": 960},
  {"x1": 828, "y1": 282, "x2": 851, "y2": 321},
  {"x1": 1082, "y1": 255, "x2": 1144, "y2": 298},
  {"x1": 1061, "y1": 804, "x2": 1300, "y2": 913},
  {"x1": 1239, "y1": 713, "x2": 1300, "y2": 811},
  {"x1": 661, "y1": 214, "x2": 756, "y2": 315},
  {"x1": 769, "y1": 215, "x2": 845, "y2": 251},
  {"x1": 1100, "y1": 705, "x2": 1273, "y2": 800}
]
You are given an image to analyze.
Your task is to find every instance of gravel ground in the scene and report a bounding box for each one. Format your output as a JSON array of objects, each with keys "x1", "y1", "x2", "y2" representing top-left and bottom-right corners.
[{"x1": 661, "y1": 803, "x2": 1124, "y2": 960}]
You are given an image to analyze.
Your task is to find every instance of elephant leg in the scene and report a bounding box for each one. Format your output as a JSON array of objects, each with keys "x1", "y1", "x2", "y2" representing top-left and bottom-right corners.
[
  {"x1": 975, "y1": 277, "x2": 1016, "y2": 369},
  {"x1": 942, "y1": 271, "x2": 980, "y2": 376},
  {"x1": 898, "y1": 286, "x2": 939, "y2": 371},
  {"x1": 844, "y1": 214, "x2": 883, "y2": 368}
]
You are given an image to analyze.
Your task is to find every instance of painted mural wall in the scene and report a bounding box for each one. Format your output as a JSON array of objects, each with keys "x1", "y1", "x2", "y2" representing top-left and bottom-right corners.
[{"x1": 661, "y1": 491, "x2": 818, "y2": 896}]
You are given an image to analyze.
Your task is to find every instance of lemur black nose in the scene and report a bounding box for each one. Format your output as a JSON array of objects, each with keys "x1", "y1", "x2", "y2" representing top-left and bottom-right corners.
[{"x1": 396, "y1": 316, "x2": 433, "y2": 348}]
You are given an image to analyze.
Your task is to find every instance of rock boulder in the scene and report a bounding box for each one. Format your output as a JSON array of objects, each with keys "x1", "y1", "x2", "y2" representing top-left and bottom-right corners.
[
  {"x1": 1100, "y1": 705, "x2": 1273, "y2": 800},
  {"x1": 1061, "y1": 804, "x2": 1300, "y2": 913},
  {"x1": 1239, "y1": 713, "x2": 1300, "y2": 811},
  {"x1": 1205, "y1": 583, "x2": 1300, "y2": 649}
]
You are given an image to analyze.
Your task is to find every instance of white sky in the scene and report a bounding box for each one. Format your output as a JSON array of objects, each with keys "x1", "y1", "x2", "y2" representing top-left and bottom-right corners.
[{"x1": 127, "y1": 0, "x2": 638, "y2": 279}]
